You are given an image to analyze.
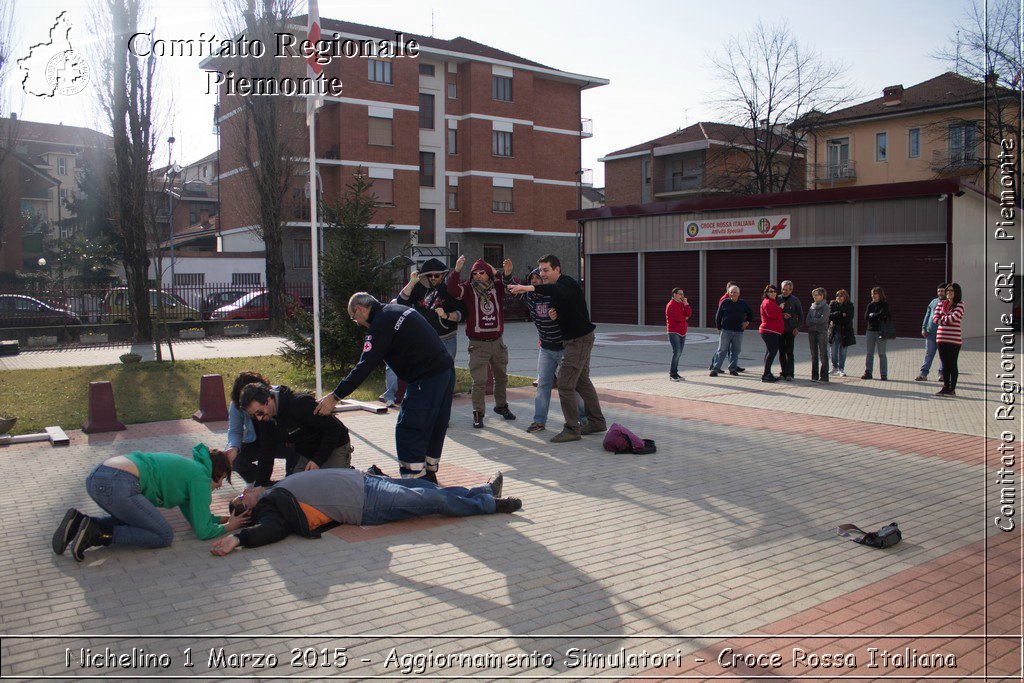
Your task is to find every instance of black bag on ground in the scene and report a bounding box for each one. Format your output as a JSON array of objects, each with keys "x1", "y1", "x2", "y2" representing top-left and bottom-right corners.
[{"x1": 837, "y1": 522, "x2": 902, "y2": 548}]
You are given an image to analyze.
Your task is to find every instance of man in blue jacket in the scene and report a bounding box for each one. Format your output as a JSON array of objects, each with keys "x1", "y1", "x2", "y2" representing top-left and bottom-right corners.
[
  {"x1": 314, "y1": 293, "x2": 455, "y2": 482},
  {"x1": 916, "y1": 283, "x2": 946, "y2": 381},
  {"x1": 710, "y1": 285, "x2": 754, "y2": 377}
]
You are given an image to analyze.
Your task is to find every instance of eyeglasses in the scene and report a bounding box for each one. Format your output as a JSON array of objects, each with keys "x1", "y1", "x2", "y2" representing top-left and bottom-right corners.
[
  {"x1": 767, "y1": 289, "x2": 777, "y2": 293},
  {"x1": 248, "y1": 408, "x2": 268, "y2": 419}
]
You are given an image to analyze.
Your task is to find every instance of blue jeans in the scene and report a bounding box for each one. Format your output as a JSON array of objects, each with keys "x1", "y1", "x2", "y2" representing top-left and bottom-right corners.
[
  {"x1": 382, "y1": 365, "x2": 399, "y2": 402},
  {"x1": 85, "y1": 464, "x2": 174, "y2": 548},
  {"x1": 668, "y1": 333, "x2": 685, "y2": 376},
  {"x1": 396, "y1": 367, "x2": 455, "y2": 477},
  {"x1": 830, "y1": 336, "x2": 847, "y2": 371},
  {"x1": 441, "y1": 335, "x2": 457, "y2": 360},
  {"x1": 711, "y1": 329, "x2": 743, "y2": 372},
  {"x1": 534, "y1": 347, "x2": 585, "y2": 425},
  {"x1": 360, "y1": 476, "x2": 495, "y2": 524},
  {"x1": 920, "y1": 332, "x2": 943, "y2": 376},
  {"x1": 865, "y1": 330, "x2": 888, "y2": 375}
]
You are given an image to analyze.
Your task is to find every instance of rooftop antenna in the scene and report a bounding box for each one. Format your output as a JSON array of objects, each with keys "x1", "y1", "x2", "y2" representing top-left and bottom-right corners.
[{"x1": 431, "y1": 9, "x2": 435, "y2": 37}]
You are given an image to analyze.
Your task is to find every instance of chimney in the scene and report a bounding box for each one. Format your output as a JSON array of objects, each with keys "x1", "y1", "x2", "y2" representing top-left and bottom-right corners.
[
  {"x1": 9, "y1": 112, "x2": 15, "y2": 120},
  {"x1": 882, "y1": 85, "x2": 904, "y2": 106}
]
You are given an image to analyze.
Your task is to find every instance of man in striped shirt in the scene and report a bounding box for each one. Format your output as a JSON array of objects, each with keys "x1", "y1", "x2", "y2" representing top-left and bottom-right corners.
[{"x1": 509, "y1": 266, "x2": 585, "y2": 433}]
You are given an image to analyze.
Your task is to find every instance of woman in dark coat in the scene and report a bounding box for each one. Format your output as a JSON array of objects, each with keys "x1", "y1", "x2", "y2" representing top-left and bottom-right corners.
[{"x1": 828, "y1": 289, "x2": 855, "y2": 377}]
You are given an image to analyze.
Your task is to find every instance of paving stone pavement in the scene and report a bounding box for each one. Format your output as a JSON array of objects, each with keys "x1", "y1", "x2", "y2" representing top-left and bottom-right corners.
[{"x1": 0, "y1": 322, "x2": 1019, "y2": 680}]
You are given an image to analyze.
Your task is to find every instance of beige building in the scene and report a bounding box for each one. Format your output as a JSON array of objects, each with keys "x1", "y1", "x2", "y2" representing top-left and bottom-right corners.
[{"x1": 808, "y1": 72, "x2": 1017, "y2": 189}]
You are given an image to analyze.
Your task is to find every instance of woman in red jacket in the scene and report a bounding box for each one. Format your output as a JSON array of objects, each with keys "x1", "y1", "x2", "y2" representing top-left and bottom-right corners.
[
  {"x1": 665, "y1": 288, "x2": 691, "y2": 381},
  {"x1": 759, "y1": 285, "x2": 784, "y2": 383}
]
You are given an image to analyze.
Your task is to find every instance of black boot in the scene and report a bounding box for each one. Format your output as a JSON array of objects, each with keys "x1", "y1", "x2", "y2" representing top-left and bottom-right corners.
[
  {"x1": 472, "y1": 411, "x2": 484, "y2": 428},
  {"x1": 53, "y1": 508, "x2": 85, "y2": 555},
  {"x1": 70, "y1": 517, "x2": 113, "y2": 562},
  {"x1": 494, "y1": 497, "x2": 523, "y2": 514}
]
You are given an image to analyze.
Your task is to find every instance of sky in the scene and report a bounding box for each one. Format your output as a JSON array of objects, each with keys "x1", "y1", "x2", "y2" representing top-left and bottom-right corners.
[{"x1": 8, "y1": 0, "x2": 976, "y2": 187}]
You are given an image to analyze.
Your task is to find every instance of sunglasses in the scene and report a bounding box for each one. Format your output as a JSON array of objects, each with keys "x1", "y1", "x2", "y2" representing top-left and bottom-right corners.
[{"x1": 427, "y1": 273, "x2": 444, "y2": 279}]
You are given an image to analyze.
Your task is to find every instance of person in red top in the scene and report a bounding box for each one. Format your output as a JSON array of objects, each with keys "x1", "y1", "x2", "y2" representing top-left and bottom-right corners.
[
  {"x1": 447, "y1": 254, "x2": 516, "y2": 428},
  {"x1": 758, "y1": 284, "x2": 785, "y2": 383},
  {"x1": 665, "y1": 288, "x2": 691, "y2": 381},
  {"x1": 934, "y1": 282, "x2": 965, "y2": 397}
]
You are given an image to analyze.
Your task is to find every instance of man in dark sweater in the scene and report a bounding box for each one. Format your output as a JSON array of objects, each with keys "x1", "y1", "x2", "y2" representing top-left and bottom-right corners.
[
  {"x1": 508, "y1": 254, "x2": 606, "y2": 443},
  {"x1": 314, "y1": 293, "x2": 455, "y2": 481},
  {"x1": 209, "y1": 468, "x2": 522, "y2": 555},
  {"x1": 239, "y1": 384, "x2": 352, "y2": 473},
  {"x1": 776, "y1": 280, "x2": 804, "y2": 381},
  {"x1": 710, "y1": 285, "x2": 754, "y2": 376}
]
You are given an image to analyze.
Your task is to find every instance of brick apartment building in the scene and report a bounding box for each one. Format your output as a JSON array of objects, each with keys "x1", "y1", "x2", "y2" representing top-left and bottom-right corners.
[
  {"x1": 600, "y1": 121, "x2": 805, "y2": 206},
  {"x1": 211, "y1": 18, "x2": 607, "y2": 283}
]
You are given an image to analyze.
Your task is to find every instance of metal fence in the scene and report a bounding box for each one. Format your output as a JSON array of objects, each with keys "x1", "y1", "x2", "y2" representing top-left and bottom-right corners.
[{"x1": 0, "y1": 282, "x2": 314, "y2": 328}]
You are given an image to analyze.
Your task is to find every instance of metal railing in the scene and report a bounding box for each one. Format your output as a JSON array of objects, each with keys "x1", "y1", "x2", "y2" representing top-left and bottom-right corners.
[
  {"x1": 657, "y1": 172, "x2": 703, "y2": 193},
  {"x1": 930, "y1": 149, "x2": 982, "y2": 173},
  {"x1": 812, "y1": 161, "x2": 857, "y2": 182}
]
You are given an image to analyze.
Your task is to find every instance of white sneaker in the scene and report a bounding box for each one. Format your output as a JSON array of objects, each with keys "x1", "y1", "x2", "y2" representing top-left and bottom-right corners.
[{"x1": 837, "y1": 370, "x2": 846, "y2": 377}]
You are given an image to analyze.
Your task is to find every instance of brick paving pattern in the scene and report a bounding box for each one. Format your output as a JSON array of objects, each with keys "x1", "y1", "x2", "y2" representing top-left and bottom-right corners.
[{"x1": 0, "y1": 324, "x2": 1018, "y2": 680}]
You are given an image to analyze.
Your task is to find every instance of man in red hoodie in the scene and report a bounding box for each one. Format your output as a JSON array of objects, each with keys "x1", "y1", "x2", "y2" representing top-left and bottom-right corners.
[{"x1": 447, "y1": 254, "x2": 516, "y2": 428}]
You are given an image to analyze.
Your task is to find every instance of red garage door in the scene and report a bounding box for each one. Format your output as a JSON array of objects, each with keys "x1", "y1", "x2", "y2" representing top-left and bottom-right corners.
[
  {"x1": 705, "y1": 249, "x2": 770, "y2": 327},
  {"x1": 589, "y1": 253, "x2": 638, "y2": 324},
  {"x1": 644, "y1": 251, "x2": 699, "y2": 326},
  {"x1": 858, "y1": 244, "x2": 947, "y2": 336},
  {"x1": 776, "y1": 247, "x2": 852, "y2": 330}
]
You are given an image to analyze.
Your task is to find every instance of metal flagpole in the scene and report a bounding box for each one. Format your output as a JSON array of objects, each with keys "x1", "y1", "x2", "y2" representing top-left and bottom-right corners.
[{"x1": 306, "y1": 0, "x2": 325, "y2": 397}]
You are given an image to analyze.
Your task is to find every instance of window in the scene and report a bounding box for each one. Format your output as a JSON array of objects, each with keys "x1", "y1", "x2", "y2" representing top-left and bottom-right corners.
[
  {"x1": 641, "y1": 157, "x2": 652, "y2": 203},
  {"x1": 232, "y1": 273, "x2": 262, "y2": 286},
  {"x1": 447, "y1": 82, "x2": 457, "y2": 99},
  {"x1": 418, "y1": 93, "x2": 434, "y2": 129},
  {"x1": 826, "y1": 138, "x2": 851, "y2": 178},
  {"x1": 492, "y1": 131, "x2": 513, "y2": 157},
  {"x1": 875, "y1": 132, "x2": 887, "y2": 161},
  {"x1": 493, "y1": 186, "x2": 513, "y2": 212},
  {"x1": 492, "y1": 75, "x2": 512, "y2": 101},
  {"x1": 368, "y1": 117, "x2": 393, "y2": 146},
  {"x1": 59, "y1": 188, "x2": 68, "y2": 205},
  {"x1": 949, "y1": 122, "x2": 978, "y2": 164},
  {"x1": 368, "y1": 59, "x2": 392, "y2": 84},
  {"x1": 57, "y1": 157, "x2": 67, "y2": 175},
  {"x1": 294, "y1": 239, "x2": 311, "y2": 268},
  {"x1": 418, "y1": 63, "x2": 435, "y2": 76},
  {"x1": 908, "y1": 128, "x2": 920, "y2": 158},
  {"x1": 370, "y1": 178, "x2": 394, "y2": 206},
  {"x1": 189, "y1": 206, "x2": 198, "y2": 224},
  {"x1": 447, "y1": 128, "x2": 457, "y2": 155},
  {"x1": 174, "y1": 273, "x2": 204, "y2": 286},
  {"x1": 448, "y1": 241, "x2": 460, "y2": 269},
  {"x1": 448, "y1": 186, "x2": 458, "y2": 210},
  {"x1": 419, "y1": 152, "x2": 435, "y2": 187},
  {"x1": 419, "y1": 209, "x2": 436, "y2": 245},
  {"x1": 483, "y1": 244, "x2": 504, "y2": 270}
]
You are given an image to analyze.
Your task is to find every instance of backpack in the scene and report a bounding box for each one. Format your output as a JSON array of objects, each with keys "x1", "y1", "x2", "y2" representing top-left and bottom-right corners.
[
  {"x1": 603, "y1": 423, "x2": 657, "y2": 455},
  {"x1": 837, "y1": 522, "x2": 902, "y2": 548}
]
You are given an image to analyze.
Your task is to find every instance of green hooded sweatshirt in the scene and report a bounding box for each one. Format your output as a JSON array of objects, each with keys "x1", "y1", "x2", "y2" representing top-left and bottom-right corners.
[{"x1": 125, "y1": 444, "x2": 227, "y2": 540}]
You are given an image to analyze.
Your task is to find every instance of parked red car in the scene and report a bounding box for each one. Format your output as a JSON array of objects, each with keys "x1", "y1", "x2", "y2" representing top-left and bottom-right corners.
[{"x1": 210, "y1": 290, "x2": 300, "y2": 320}]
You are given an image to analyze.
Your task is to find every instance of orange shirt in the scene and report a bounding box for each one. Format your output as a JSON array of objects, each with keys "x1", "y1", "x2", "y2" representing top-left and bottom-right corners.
[{"x1": 299, "y1": 502, "x2": 332, "y2": 530}]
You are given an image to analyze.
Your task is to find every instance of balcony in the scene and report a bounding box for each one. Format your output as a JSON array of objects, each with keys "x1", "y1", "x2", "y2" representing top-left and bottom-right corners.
[
  {"x1": 812, "y1": 161, "x2": 857, "y2": 183},
  {"x1": 931, "y1": 150, "x2": 982, "y2": 175},
  {"x1": 656, "y1": 172, "x2": 704, "y2": 195},
  {"x1": 580, "y1": 118, "x2": 593, "y2": 138}
]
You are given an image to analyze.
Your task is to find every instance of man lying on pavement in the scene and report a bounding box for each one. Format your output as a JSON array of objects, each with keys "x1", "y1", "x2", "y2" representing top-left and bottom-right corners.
[{"x1": 209, "y1": 467, "x2": 521, "y2": 555}]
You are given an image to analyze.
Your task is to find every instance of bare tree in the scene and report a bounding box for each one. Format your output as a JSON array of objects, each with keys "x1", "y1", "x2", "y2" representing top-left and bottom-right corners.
[
  {"x1": 934, "y1": 0, "x2": 1021, "y2": 188},
  {"x1": 0, "y1": 1, "x2": 19, "y2": 259},
  {"x1": 709, "y1": 21, "x2": 857, "y2": 194},
  {"x1": 218, "y1": 0, "x2": 303, "y2": 333},
  {"x1": 93, "y1": 0, "x2": 159, "y2": 341}
]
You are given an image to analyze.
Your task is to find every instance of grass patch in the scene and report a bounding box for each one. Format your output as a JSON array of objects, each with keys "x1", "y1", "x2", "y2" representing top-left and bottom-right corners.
[{"x1": 0, "y1": 356, "x2": 533, "y2": 435}]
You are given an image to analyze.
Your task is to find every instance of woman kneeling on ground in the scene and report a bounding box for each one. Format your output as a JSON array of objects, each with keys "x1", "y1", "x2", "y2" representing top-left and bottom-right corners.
[{"x1": 52, "y1": 444, "x2": 249, "y2": 562}]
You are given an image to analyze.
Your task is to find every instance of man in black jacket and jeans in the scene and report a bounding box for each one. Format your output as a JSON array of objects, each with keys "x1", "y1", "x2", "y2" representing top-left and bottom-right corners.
[
  {"x1": 239, "y1": 384, "x2": 353, "y2": 474},
  {"x1": 209, "y1": 468, "x2": 521, "y2": 555},
  {"x1": 315, "y1": 293, "x2": 455, "y2": 481},
  {"x1": 508, "y1": 254, "x2": 606, "y2": 443}
]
